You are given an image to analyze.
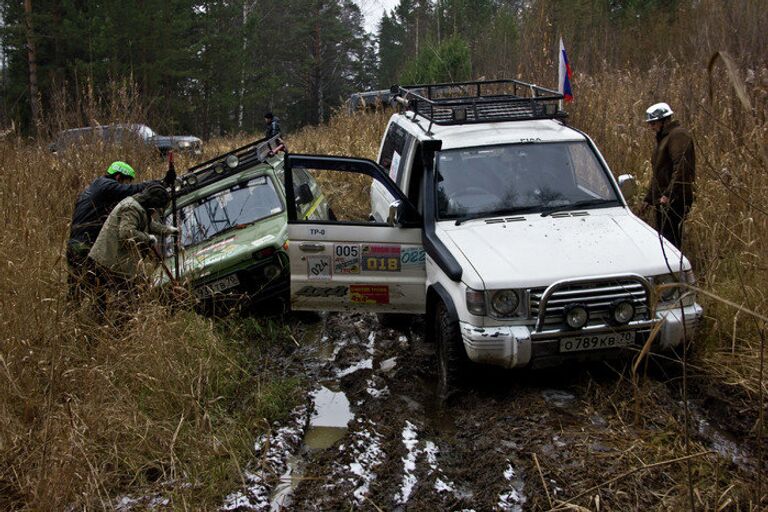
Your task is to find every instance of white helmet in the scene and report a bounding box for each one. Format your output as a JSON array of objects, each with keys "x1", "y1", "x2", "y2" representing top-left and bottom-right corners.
[{"x1": 645, "y1": 102, "x2": 674, "y2": 122}]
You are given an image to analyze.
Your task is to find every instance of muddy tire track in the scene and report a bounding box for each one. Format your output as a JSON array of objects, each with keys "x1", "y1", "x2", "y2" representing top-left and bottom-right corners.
[{"x1": 228, "y1": 312, "x2": 765, "y2": 511}]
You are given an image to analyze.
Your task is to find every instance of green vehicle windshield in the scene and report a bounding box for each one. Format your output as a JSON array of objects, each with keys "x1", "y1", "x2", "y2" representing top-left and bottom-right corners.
[{"x1": 175, "y1": 175, "x2": 284, "y2": 249}]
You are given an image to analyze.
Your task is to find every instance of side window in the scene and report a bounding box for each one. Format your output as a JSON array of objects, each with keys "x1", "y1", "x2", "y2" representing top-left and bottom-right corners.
[
  {"x1": 568, "y1": 143, "x2": 612, "y2": 199},
  {"x1": 397, "y1": 133, "x2": 415, "y2": 189},
  {"x1": 406, "y1": 143, "x2": 424, "y2": 212},
  {"x1": 378, "y1": 123, "x2": 407, "y2": 183}
]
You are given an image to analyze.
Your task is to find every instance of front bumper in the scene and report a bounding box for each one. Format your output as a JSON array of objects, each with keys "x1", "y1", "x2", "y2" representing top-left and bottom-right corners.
[
  {"x1": 193, "y1": 256, "x2": 289, "y2": 310},
  {"x1": 460, "y1": 302, "x2": 704, "y2": 368}
]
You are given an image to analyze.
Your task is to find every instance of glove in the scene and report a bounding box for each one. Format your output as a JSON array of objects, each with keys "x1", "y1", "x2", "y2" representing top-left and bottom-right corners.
[
  {"x1": 163, "y1": 167, "x2": 177, "y2": 187},
  {"x1": 147, "y1": 234, "x2": 158, "y2": 245},
  {"x1": 167, "y1": 226, "x2": 180, "y2": 235}
]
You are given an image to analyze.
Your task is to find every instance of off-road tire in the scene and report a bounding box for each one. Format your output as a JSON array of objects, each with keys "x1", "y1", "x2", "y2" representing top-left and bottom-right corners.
[{"x1": 435, "y1": 300, "x2": 467, "y2": 400}]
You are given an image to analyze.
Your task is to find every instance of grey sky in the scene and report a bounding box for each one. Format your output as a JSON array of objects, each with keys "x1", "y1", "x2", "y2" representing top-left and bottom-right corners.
[{"x1": 353, "y1": 0, "x2": 400, "y2": 35}]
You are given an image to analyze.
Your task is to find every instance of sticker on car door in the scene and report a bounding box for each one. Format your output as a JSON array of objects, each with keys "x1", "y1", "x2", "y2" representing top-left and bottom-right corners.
[
  {"x1": 362, "y1": 244, "x2": 401, "y2": 272},
  {"x1": 307, "y1": 256, "x2": 332, "y2": 280},
  {"x1": 350, "y1": 285, "x2": 390, "y2": 304},
  {"x1": 333, "y1": 244, "x2": 361, "y2": 274}
]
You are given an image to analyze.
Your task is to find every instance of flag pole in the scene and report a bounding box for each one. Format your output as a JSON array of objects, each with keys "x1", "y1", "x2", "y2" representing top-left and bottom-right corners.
[{"x1": 557, "y1": 36, "x2": 564, "y2": 112}]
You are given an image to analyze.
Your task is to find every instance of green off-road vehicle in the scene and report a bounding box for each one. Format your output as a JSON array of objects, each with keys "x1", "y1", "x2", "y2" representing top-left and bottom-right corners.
[{"x1": 159, "y1": 136, "x2": 331, "y2": 312}]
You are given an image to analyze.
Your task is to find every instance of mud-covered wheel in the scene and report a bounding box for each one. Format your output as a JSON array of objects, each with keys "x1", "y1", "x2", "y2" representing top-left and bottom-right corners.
[{"x1": 435, "y1": 300, "x2": 467, "y2": 399}]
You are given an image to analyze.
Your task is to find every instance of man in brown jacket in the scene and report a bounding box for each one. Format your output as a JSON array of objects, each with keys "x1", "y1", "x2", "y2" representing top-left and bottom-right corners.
[{"x1": 639, "y1": 102, "x2": 696, "y2": 249}]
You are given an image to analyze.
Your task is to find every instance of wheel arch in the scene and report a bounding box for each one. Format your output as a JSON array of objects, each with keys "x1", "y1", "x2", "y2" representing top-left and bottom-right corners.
[{"x1": 426, "y1": 283, "x2": 459, "y2": 341}]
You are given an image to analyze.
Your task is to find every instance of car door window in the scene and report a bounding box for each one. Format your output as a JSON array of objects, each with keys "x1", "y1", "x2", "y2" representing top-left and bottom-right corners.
[{"x1": 287, "y1": 155, "x2": 419, "y2": 226}]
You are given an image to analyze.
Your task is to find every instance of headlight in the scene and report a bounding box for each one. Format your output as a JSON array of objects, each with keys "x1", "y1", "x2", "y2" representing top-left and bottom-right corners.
[
  {"x1": 263, "y1": 264, "x2": 282, "y2": 280},
  {"x1": 611, "y1": 300, "x2": 635, "y2": 324},
  {"x1": 654, "y1": 271, "x2": 696, "y2": 307},
  {"x1": 465, "y1": 288, "x2": 486, "y2": 316},
  {"x1": 178, "y1": 140, "x2": 191, "y2": 148},
  {"x1": 490, "y1": 290, "x2": 519, "y2": 316},
  {"x1": 655, "y1": 273, "x2": 681, "y2": 303},
  {"x1": 564, "y1": 304, "x2": 589, "y2": 329}
]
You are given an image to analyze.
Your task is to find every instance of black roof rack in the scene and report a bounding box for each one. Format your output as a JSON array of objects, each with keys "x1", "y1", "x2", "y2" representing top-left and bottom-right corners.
[
  {"x1": 175, "y1": 135, "x2": 284, "y2": 195},
  {"x1": 390, "y1": 79, "x2": 567, "y2": 127}
]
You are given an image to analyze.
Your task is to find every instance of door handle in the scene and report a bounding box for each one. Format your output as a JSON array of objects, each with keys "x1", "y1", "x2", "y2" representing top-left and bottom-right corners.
[{"x1": 299, "y1": 243, "x2": 324, "y2": 253}]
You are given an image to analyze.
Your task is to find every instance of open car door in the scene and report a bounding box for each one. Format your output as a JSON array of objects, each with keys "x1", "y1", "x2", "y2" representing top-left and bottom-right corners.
[{"x1": 285, "y1": 154, "x2": 426, "y2": 313}]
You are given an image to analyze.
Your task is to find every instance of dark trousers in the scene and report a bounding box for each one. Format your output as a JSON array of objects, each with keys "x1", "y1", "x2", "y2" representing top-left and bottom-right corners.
[
  {"x1": 87, "y1": 260, "x2": 135, "y2": 319},
  {"x1": 66, "y1": 242, "x2": 92, "y2": 301},
  {"x1": 655, "y1": 200, "x2": 689, "y2": 250}
]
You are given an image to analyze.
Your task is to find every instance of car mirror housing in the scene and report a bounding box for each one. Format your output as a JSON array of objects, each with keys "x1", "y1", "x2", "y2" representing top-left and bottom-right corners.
[
  {"x1": 295, "y1": 183, "x2": 314, "y2": 205},
  {"x1": 617, "y1": 174, "x2": 636, "y2": 200}
]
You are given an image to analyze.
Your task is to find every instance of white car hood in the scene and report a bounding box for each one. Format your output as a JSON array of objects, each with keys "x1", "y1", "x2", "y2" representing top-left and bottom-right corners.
[{"x1": 439, "y1": 209, "x2": 686, "y2": 288}]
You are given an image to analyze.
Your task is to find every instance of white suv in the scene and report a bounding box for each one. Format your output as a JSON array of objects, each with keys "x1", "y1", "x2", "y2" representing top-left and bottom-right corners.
[{"x1": 283, "y1": 80, "x2": 702, "y2": 393}]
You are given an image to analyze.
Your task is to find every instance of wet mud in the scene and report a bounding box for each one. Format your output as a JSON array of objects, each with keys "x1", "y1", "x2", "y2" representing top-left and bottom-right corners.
[{"x1": 226, "y1": 312, "x2": 766, "y2": 511}]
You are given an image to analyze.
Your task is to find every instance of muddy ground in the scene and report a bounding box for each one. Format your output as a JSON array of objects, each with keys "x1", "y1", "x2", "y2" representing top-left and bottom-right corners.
[{"x1": 223, "y1": 312, "x2": 766, "y2": 511}]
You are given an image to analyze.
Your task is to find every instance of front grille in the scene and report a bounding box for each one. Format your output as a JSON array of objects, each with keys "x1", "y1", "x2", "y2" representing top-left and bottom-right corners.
[{"x1": 530, "y1": 278, "x2": 650, "y2": 331}]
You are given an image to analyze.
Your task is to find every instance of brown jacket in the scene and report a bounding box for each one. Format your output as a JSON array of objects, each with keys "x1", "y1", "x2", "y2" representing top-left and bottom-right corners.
[
  {"x1": 88, "y1": 196, "x2": 174, "y2": 279},
  {"x1": 644, "y1": 119, "x2": 696, "y2": 207}
]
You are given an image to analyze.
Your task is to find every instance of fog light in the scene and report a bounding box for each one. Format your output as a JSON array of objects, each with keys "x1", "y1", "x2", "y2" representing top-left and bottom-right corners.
[
  {"x1": 226, "y1": 155, "x2": 239, "y2": 168},
  {"x1": 612, "y1": 300, "x2": 635, "y2": 324},
  {"x1": 564, "y1": 304, "x2": 589, "y2": 329},
  {"x1": 263, "y1": 264, "x2": 281, "y2": 280}
]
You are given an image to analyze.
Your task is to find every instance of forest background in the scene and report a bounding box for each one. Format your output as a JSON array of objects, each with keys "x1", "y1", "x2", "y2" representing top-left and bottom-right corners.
[{"x1": 1, "y1": 0, "x2": 761, "y2": 137}]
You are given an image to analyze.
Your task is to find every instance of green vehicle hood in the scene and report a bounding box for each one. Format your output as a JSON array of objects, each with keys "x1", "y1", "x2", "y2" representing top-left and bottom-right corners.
[{"x1": 162, "y1": 213, "x2": 288, "y2": 284}]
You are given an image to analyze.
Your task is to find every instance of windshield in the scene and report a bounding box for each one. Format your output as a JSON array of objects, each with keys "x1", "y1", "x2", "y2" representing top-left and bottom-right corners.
[
  {"x1": 436, "y1": 142, "x2": 620, "y2": 220},
  {"x1": 172, "y1": 175, "x2": 283, "y2": 249}
]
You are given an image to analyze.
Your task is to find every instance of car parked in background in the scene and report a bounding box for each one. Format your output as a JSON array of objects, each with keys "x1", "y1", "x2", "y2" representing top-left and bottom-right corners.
[
  {"x1": 50, "y1": 123, "x2": 203, "y2": 156},
  {"x1": 158, "y1": 135, "x2": 331, "y2": 313}
]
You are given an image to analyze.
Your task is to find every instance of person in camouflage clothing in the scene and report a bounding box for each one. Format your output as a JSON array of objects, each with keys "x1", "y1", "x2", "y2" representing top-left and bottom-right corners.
[{"x1": 87, "y1": 183, "x2": 178, "y2": 313}]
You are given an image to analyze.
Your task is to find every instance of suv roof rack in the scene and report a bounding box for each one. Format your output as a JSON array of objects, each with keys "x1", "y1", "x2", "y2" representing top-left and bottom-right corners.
[
  {"x1": 390, "y1": 79, "x2": 567, "y2": 128},
  {"x1": 176, "y1": 135, "x2": 284, "y2": 194}
]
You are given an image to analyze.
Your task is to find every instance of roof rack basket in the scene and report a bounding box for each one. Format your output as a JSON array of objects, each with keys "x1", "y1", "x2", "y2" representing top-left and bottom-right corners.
[
  {"x1": 175, "y1": 135, "x2": 284, "y2": 194},
  {"x1": 390, "y1": 79, "x2": 567, "y2": 126}
]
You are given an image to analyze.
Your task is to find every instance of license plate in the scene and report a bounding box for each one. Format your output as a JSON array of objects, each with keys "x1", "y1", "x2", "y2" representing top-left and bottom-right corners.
[
  {"x1": 197, "y1": 274, "x2": 240, "y2": 299},
  {"x1": 560, "y1": 331, "x2": 634, "y2": 353}
]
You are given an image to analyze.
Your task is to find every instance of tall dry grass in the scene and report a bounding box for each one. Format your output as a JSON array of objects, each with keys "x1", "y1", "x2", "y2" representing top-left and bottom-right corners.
[{"x1": 0, "y1": 129, "x2": 304, "y2": 509}]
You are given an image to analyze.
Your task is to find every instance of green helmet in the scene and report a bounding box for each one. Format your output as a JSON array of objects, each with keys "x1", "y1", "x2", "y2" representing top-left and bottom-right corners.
[{"x1": 106, "y1": 161, "x2": 136, "y2": 179}]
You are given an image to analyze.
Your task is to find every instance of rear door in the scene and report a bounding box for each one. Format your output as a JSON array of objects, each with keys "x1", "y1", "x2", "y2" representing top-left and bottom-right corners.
[{"x1": 286, "y1": 154, "x2": 426, "y2": 313}]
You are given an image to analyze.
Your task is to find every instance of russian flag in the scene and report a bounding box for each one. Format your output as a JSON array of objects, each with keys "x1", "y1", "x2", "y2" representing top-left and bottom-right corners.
[{"x1": 558, "y1": 37, "x2": 573, "y2": 103}]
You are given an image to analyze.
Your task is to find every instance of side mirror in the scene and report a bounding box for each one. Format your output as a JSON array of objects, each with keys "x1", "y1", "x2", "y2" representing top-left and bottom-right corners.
[
  {"x1": 295, "y1": 183, "x2": 314, "y2": 205},
  {"x1": 617, "y1": 174, "x2": 636, "y2": 200},
  {"x1": 387, "y1": 200, "x2": 404, "y2": 227}
]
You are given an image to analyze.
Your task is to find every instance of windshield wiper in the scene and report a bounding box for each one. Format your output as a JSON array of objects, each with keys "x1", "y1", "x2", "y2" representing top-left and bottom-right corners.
[
  {"x1": 539, "y1": 198, "x2": 619, "y2": 217},
  {"x1": 454, "y1": 206, "x2": 539, "y2": 226},
  {"x1": 214, "y1": 221, "x2": 256, "y2": 237}
]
